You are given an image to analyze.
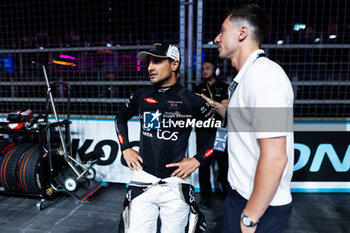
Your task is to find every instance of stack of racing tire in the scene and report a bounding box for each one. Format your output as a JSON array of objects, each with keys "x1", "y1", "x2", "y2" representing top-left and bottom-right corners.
[{"x1": 0, "y1": 140, "x2": 42, "y2": 194}]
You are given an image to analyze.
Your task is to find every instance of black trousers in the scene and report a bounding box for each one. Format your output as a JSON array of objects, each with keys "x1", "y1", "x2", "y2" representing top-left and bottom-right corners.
[
  {"x1": 196, "y1": 129, "x2": 228, "y2": 199},
  {"x1": 222, "y1": 187, "x2": 292, "y2": 233}
]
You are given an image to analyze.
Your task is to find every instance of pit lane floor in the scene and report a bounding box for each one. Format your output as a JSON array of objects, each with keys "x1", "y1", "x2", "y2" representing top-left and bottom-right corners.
[{"x1": 0, "y1": 183, "x2": 349, "y2": 233}]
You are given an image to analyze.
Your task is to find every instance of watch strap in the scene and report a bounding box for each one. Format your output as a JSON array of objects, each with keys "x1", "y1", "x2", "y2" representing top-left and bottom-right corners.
[{"x1": 241, "y1": 212, "x2": 259, "y2": 227}]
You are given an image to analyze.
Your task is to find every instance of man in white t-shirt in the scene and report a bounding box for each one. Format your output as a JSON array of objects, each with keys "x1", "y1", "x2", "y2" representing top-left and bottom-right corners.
[{"x1": 201, "y1": 4, "x2": 294, "y2": 233}]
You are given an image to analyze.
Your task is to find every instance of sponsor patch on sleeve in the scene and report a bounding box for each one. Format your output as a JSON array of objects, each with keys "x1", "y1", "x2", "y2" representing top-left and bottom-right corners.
[
  {"x1": 118, "y1": 133, "x2": 124, "y2": 144},
  {"x1": 203, "y1": 148, "x2": 214, "y2": 158}
]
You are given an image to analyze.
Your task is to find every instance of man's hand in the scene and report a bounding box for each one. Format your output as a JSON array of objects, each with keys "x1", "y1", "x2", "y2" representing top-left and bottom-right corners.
[
  {"x1": 122, "y1": 148, "x2": 143, "y2": 171},
  {"x1": 166, "y1": 158, "x2": 200, "y2": 178},
  {"x1": 200, "y1": 94, "x2": 217, "y2": 108},
  {"x1": 200, "y1": 94, "x2": 227, "y2": 118},
  {"x1": 240, "y1": 222, "x2": 257, "y2": 233}
]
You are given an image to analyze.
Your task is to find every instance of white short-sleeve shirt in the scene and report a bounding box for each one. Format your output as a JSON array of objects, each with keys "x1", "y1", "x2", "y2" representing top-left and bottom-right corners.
[{"x1": 227, "y1": 49, "x2": 294, "y2": 206}]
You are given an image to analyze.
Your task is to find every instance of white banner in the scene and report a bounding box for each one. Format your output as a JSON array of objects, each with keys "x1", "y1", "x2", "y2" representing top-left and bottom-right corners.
[
  {"x1": 70, "y1": 119, "x2": 137, "y2": 183},
  {"x1": 70, "y1": 119, "x2": 350, "y2": 192},
  {"x1": 1, "y1": 117, "x2": 350, "y2": 192}
]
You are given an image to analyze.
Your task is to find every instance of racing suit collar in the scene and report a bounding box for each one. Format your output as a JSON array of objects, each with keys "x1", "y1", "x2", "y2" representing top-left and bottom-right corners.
[{"x1": 155, "y1": 82, "x2": 182, "y2": 93}]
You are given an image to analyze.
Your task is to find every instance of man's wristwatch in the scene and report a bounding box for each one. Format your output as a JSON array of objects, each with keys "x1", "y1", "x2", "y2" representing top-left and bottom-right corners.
[{"x1": 241, "y1": 212, "x2": 259, "y2": 227}]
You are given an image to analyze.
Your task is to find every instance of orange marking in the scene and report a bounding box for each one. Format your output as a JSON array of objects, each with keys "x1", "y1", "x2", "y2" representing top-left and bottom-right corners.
[
  {"x1": 20, "y1": 146, "x2": 37, "y2": 192},
  {"x1": 1, "y1": 143, "x2": 14, "y2": 155},
  {"x1": 1, "y1": 146, "x2": 17, "y2": 189},
  {"x1": 52, "y1": 59, "x2": 76, "y2": 67}
]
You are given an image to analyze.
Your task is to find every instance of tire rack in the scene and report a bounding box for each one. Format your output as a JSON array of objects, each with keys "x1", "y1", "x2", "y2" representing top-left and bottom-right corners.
[
  {"x1": 0, "y1": 121, "x2": 66, "y2": 209},
  {"x1": 0, "y1": 81, "x2": 104, "y2": 208}
]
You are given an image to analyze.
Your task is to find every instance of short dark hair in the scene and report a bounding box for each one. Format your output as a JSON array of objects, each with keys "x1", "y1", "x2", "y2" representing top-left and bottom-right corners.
[
  {"x1": 203, "y1": 59, "x2": 216, "y2": 68},
  {"x1": 228, "y1": 4, "x2": 271, "y2": 45},
  {"x1": 168, "y1": 58, "x2": 180, "y2": 75}
]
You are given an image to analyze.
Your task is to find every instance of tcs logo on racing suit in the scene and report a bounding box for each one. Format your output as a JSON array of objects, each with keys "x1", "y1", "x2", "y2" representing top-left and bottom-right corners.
[{"x1": 156, "y1": 130, "x2": 179, "y2": 141}]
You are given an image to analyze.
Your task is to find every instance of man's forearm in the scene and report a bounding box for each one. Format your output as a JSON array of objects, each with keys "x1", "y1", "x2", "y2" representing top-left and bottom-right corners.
[
  {"x1": 213, "y1": 102, "x2": 226, "y2": 118},
  {"x1": 243, "y1": 137, "x2": 288, "y2": 223}
]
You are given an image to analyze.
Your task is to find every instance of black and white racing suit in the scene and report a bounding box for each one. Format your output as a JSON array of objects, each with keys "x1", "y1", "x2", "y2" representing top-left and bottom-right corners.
[{"x1": 115, "y1": 82, "x2": 215, "y2": 233}]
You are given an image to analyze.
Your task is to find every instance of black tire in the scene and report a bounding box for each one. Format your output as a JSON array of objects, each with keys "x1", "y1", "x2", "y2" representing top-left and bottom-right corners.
[
  {"x1": 17, "y1": 145, "x2": 41, "y2": 194},
  {"x1": 0, "y1": 140, "x2": 15, "y2": 188},
  {"x1": 0, "y1": 143, "x2": 34, "y2": 192}
]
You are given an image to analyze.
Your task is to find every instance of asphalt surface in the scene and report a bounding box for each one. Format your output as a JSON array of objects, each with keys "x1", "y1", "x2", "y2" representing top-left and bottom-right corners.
[{"x1": 1, "y1": 183, "x2": 349, "y2": 233}]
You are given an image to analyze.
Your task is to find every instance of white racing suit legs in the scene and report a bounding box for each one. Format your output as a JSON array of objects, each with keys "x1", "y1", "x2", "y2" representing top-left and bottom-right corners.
[
  {"x1": 129, "y1": 182, "x2": 189, "y2": 233},
  {"x1": 119, "y1": 170, "x2": 206, "y2": 233}
]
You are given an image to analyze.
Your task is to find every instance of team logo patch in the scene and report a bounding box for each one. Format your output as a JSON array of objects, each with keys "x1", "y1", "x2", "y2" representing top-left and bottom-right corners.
[
  {"x1": 203, "y1": 149, "x2": 214, "y2": 158},
  {"x1": 143, "y1": 110, "x2": 161, "y2": 129},
  {"x1": 144, "y1": 98, "x2": 158, "y2": 103},
  {"x1": 118, "y1": 133, "x2": 124, "y2": 144}
]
